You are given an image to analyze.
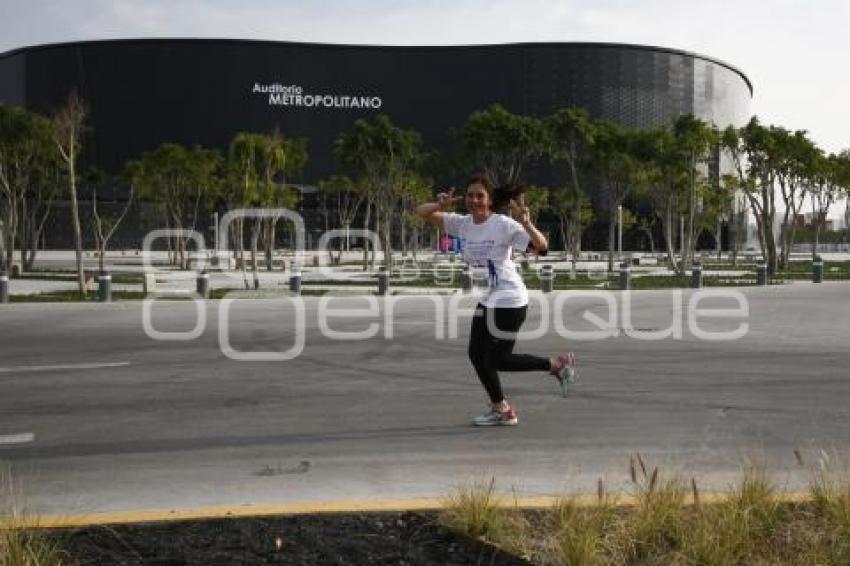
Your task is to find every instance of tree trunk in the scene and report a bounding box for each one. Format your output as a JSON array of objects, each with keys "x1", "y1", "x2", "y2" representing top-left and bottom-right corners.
[
  {"x1": 778, "y1": 206, "x2": 792, "y2": 270},
  {"x1": 607, "y1": 208, "x2": 616, "y2": 273},
  {"x1": 98, "y1": 235, "x2": 105, "y2": 273},
  {"x1": 663, "y1": 198, "x2": 680, "y2": 275},
  {"x1": 813, "y1": 221, "x2": 822, "y2": 260},
  {"x1": 383, "y1": 211, "x2": 392, "y2": 271},
  {"x1": 0, "y1": 222, "x2": 7, "y2": 273},
  {"x1": 715, "y1": 219, "x2": 722, "y2": 260},
  {"x1": 400, "y1": 212, "x2": 407, "y2": 257},
  {"x1": 686, "y1": 153, "x2": 696, "y2": 269},
  {"x1": 264, "y1": 219, "x2": 274, "y2": 271},
  {"x1": 68, "y1": 161, "x2": 85, "y2": 295},
  {"x1": 411, "y1": 226, "x2": 419, "y2": 261},
  {"x1": 729, "y1": 206, "x2": 738, "y2": 267},
  {"x1": 6, "y1": 197, "x2": 19, "y2": 273},
  {"x1": 786, "y1": 223, "x2": 798, "y2": 266},
  {"x1": 23, "y1": 223, "x2": 37, "y2": 271},
  {"x1": 251, "y1": 218, "x2": 260, "y2": 289},
  {"x1": 362, "y1": 201, "x2": 371, "y2": 271},
  {"x1": 372, "y1": 212, "x2": 379, "y2": 269},
  {"x1": 238, "y1": 217, "x2": 249, "y2": 289},
  {"x1": 570, "y1": 198, "x2": 581, "y2": 277}
]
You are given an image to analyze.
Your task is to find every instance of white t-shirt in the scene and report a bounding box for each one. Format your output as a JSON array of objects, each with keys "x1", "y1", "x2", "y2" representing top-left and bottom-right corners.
[{"x1": 443, "y1": 212, "x2": 531, "y2": 308}]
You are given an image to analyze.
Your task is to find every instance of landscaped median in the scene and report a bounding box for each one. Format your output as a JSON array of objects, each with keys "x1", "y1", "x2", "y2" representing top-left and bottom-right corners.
[
  {"x1": 439, "y1": 456, "x2": 850, "y2": 565},
  {"x1": 4, "y1": 453, "x2": 850, "y2": 565},
  {"x1": 6, "y1": 259, "x2": 850, "y2": 302}
]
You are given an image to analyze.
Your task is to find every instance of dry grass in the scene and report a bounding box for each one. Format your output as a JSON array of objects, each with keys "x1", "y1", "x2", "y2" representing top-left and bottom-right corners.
[
  {"x1": 808, "y1": 451, "x2": 850, "y2": 564},
  {"x1": 0, "y1": 468, "x2": 64, "y2": 566},
  {"x1": 550, "y1": 491, "x2": 618, "y2": 566},
  {"x1": 440, "y1": 476, "x2": 509, "y2": 541},
  {"x1": 442, "y1": 453, "x2": 850, "y2": 565}
]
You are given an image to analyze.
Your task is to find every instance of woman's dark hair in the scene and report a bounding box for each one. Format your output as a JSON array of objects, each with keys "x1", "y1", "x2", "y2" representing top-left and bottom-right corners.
[{"x1": 466, "y1": 174, "x2": 527, "y2": 209}]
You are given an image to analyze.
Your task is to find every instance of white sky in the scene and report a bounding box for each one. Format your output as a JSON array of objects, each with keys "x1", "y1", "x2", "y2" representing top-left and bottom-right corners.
[{"x1": 0, "y1": 0, "x2": 847, "y2": 156}]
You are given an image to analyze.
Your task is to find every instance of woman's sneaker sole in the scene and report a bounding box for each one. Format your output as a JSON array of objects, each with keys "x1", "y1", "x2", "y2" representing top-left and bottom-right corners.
[
  {"x1": 473, "y1": 415, "x2": 518, "y2": 426},
  {"x1": 553, "y1": 353, "x2": 577, "y2": 397},
  {"x1": 472, "y1": 404, "x2": 519, "y2": 426}
]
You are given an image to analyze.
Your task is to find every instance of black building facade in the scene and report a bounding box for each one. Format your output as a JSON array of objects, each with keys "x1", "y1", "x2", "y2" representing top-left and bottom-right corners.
[{"x1": 0, "y1": 39, "x2": 752, "y2": 248}]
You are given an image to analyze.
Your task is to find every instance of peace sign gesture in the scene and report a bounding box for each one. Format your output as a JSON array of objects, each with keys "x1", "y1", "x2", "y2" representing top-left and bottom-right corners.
[
  {"x1": 509, "y1": 193, "x2": 531, "y2": 225},
  {"x1": 436, "y1": 187, "x2": 461, "y2": 210}
]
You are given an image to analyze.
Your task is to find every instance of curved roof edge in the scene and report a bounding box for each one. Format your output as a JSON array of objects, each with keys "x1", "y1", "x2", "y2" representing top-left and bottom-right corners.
[{"x1": 0, "y1": 37, "x2": 753, "y2": 96}]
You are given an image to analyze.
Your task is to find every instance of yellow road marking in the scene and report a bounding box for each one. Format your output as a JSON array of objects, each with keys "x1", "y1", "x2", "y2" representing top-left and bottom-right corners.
[{"x1": 15, "y1": 491, "x2": 813, "y2": 529}]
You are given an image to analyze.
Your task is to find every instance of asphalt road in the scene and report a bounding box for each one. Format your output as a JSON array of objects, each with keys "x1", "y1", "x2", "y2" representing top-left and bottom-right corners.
[{"x1": 1, "y1": 283, "x2": 849, "y2": 517}]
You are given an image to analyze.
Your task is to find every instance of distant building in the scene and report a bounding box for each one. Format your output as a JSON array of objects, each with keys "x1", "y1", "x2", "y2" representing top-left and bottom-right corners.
[{"x1": 0, "y1": 39, "x2": 753, "y2": 248}]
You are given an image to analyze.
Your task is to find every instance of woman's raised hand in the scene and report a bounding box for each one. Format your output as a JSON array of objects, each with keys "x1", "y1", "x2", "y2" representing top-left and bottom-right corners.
[
  {"x1": 509, "y1": 193, "x2": 531, "y2": 225},
  {"x1": 437, "y1": 187, "x2": 459, "y2": 210}
]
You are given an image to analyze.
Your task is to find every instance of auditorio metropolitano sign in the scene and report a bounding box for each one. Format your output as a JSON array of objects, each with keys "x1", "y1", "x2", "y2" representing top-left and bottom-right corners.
[{"x1": 252, "y1": 83, "x2": 383, "y2": 109}]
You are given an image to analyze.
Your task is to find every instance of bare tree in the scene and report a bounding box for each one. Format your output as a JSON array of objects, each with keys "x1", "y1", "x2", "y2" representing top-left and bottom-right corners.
[
  {"x1": 92, "y1": 168, "x2": 136, "y2": 274},
  {"x1": 318, "y1": 175, "x2": 365, "y2": 264},
  {"x1": 52, "y1": 92, "x2": 87, "y2": 294}
]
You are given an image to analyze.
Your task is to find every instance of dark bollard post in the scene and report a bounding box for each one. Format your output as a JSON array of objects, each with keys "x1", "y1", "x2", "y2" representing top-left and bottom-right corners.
[
  {"x1": 813, "y1": 256, "x2": 824, "y2": 283},
  {"x1": 196, "y1": 270, "x2": 210, "y2": 298},
  {"x1": 289, "y1": 269, "x2": 302, "y2": 295},
  {"x1": 690, "y1": 261, "x2": 704, "y2": 289},
  {"x1": 756, "y1": 261, "x2": 767, "y2": 286},
  {"x1": 619, "y1": 262, "x2": 631, "y2": 291},
  {"x1": 97, "y1": 272, "x2": 112, "y2": 302},
  {"x1": 376, "y1": 270, "x2": 389, "y2": 296},
  {"x1": 0, "y1": 271, "x2": 8, "y2": 303},
  {"x1": 461, "y1": 266, "x2": 473, "y2": 293},
  {"x1": 540, "y1": 264, "x2": 554, "y2": 293}
]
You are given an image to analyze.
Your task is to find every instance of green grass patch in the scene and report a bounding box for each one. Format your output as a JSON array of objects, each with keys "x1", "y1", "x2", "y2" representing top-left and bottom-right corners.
[
  {"x1": 9, "y1": 290, "x2": 149, "y2": 303},
  {"x1": 626, "y1": 275, "x2": 770, "y2": 289},
  {"x1": 18, "y1": 271, "x2": 145, "y2": 284}
]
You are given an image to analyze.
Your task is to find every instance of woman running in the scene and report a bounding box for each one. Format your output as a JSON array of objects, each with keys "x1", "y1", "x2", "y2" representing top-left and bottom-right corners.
[{"x1": 415, "y1": 175, "x2": 576, "y2": 426}]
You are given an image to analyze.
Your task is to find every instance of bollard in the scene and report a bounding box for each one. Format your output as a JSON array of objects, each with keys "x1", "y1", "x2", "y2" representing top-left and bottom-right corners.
[
  {"x1": 813, "y1": 256, "x2": 823, "y2": 283},
  {"x1": 376, "y1": 270, "x2": 389, "y2": 296},
  {"x1": 143, "y1": 272, "x2": 157, "y2": 294},
  {"x1": 690, "y1": 262, "x2": 704, "y2": 289},
  {"x1": 756, "y1": 261, "x2": 767, "y2": 286},
  {"x1": 289, "y1": 270, "x2": 302, "y2": 295},
  {"x1": 196, "y1": 270, "x2": 210, "y2": 298},
  {"x1": 461, "y1": 267, "x2": 473, "y2": 293},
  {"x1": 619, "y1": 262, "x2": 631, "y2": 291},
  {"x1": 97, "y1": 272, "x2": 112, "y2": 302},
  {"x1": 0, "y1": 271, "x2": 8, "y2": 303},
  {"x1": 540, "y1": 264, "x2": 554, "y2": 293}
]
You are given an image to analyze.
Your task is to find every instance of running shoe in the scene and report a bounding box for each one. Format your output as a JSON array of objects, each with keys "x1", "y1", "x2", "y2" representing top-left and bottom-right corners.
[
  {"x1": 551, "y1": 352, "x2": 577, "y2": 397},
  {"x1": 472, "y1": 402, "x2": 518, "y2": 426}
]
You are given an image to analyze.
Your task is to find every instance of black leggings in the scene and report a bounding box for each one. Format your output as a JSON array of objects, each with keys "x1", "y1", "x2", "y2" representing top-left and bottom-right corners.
[{"x1": 468, "y1": 304, "x2": 550, "y2": 403}]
